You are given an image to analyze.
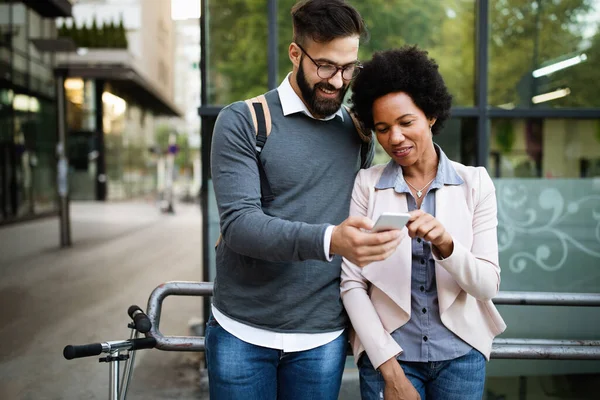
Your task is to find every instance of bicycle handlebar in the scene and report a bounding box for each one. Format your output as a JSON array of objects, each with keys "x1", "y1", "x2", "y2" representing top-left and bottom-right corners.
[
  {"x1": 63, "y1": 337, "x2": 156, "y2": 360},
  {"x1": 127, "y1": 305, "x2": 151, "y2": 333},
  {"x1": 63, "y1": 343, "x2": 103, "y2": 360}
]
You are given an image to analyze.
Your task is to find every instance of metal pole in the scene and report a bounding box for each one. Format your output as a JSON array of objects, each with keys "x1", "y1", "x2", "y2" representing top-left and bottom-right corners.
[
  {"x1": 495, "y1": 339, "x2": 600, "y2": 346},
  {"x1": 109, "y1": 349, "x2": 120, "y2": 400},
  {"x1": 493, "y1": 291, "x2": 600, "y2": 306},
  {"x1": 56, "y1": 73, "x2": 71, "y2": 247},
  {"x1": 267, "y1": 0, "x2": 278, "y2": 90},
  {"x1": 491, "y1": 344, "x2": 600, "y2": 360},
  {"x1": 118, "y1": 330, "x2": 138, "y2": 400},
  {"x1": 475, "y1": 0, "x2": 489, "y2": 168},
  {"x1": 199, "y1": 0, "x2": 212, "y2": 338}
]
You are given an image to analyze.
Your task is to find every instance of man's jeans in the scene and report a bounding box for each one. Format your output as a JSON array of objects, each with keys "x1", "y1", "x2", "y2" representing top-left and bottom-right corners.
[
  {"x1": 358, "y1": 348, "x2": 486, "y2": 400},
  {"x1": 205, "y1": 315, "x2": 347, "y2": 400}
]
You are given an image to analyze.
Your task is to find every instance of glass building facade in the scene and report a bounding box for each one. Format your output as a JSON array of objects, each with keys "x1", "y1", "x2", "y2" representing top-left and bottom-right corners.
[
  {"x1": 63, "y1": 77, "x2": 157, "y2": 201},
  {"x1": 199, "y1": 0, "x2": 600, "y2": 398},
  {"x1": 0, "y1": 1, "x2": 68, "y2": 224}
]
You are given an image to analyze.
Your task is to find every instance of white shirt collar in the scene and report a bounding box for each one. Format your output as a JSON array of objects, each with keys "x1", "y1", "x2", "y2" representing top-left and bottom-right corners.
[{"x1": 277, "y1": 73, "x2": 344, "y2": 122}]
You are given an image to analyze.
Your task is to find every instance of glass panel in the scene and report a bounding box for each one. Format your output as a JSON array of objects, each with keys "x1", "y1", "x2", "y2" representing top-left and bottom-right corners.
[
  {"x1": 13, "y1": 108, "x2": 33, "y2": 217},
  {"x1": 206, "y1": 0, "x2": 269, "y2": 104},
  {"x1": 30, "y1": 99, "x2": 57, "y2": 213},
  {"x1": 12, "y1": 52, "x2": 27, "y2": 87},
  {"x1": 495, "y1": 178, "x2": 600, "y2": 291},
  {"x1": 65, "y1": 78, "x2": 96, "y2": 132},
  {"x1": 276, "y1": 0, "x2": 475, "y2": 106},
  {"x1": 489, "y1": 0, "x2": 600, "y2": 108},
  {"x1": 486, "y1": 177, "x2": 600, "y2": 380},
  {"x1": 103, "y1": 90, "x2": 127, "y2": 200},
  {"x1": 352, "y1": 0, "x2": 476, "y2": 106},
  {"x1": 10, "y1": 4, "x2": 27, "y2": 54},
  {"x1": 207, "y1": 0, "x2": 475, "y2": 106},
  {"x1": 489, "y1": 118, "x2": 600, "y2": 178},
  {"x1": 28, "y1": 8, "x2": 42, "y2": 61}
]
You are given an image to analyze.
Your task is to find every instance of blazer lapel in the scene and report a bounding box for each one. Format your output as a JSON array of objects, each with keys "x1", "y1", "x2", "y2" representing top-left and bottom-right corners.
[
  {"x1": 361, "y1": 189, "x2": 412, "y2": 315},
  {"x1": 435, "y1": 185, "x2": 462, "y2": 315}
]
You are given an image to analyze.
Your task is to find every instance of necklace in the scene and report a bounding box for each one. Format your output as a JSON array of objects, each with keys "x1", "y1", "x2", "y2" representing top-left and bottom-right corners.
[{"x1": 405, "y1": 176, "x2": 435, "y2": 198}]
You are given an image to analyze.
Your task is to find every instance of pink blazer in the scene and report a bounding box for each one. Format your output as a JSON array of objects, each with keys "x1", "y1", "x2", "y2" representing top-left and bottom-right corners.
[{"x1": 341, "y1": 162, "x2": 507, "y2": 369}]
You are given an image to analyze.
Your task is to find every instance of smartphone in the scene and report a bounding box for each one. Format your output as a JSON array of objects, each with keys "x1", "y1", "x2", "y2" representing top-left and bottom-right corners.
[{"x1": 372, "y1": 212, "x2": 411, "y2": 232}]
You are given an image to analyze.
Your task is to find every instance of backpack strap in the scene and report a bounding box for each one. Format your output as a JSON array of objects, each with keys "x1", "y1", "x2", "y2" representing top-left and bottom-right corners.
[
  {"x1": 245, "y1": 95, "x2": 272, "y2": 138},
  {"x1": 343, "y1": 105, "x2": 372, "y2": 169},
  {"x1": 215, "y1": 95, "x2": 273, "y2": 249},
  {"x1": 245, "y1": 95, "x2": 274, "y2": 204}
]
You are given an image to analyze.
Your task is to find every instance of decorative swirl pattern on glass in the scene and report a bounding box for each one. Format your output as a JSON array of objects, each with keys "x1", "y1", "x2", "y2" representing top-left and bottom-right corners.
[{"x1": 496, "y1": 180, "x2": 600, "y2": 273}]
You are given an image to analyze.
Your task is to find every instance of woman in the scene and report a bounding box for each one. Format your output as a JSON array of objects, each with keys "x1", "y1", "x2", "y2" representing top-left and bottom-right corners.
[{"x1": 341, "y1": 46, "x2": 506, "y2": 400}]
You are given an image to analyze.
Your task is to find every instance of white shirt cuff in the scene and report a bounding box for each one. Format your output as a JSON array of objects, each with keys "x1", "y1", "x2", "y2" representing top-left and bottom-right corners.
[{"x1": 324, "y1": 225, "x2": 335, "y2": 261}]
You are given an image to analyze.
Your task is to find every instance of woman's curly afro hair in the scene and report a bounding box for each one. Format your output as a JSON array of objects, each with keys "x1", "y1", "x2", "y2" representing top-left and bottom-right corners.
[{"x1": 350, "y1": 45, "x2": 452, "y2": 135}]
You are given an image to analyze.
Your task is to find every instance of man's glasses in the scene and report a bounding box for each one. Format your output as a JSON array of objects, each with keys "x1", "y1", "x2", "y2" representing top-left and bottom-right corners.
[{"x1": 296, "y1": 43, "x2": 363, "y2": 81}]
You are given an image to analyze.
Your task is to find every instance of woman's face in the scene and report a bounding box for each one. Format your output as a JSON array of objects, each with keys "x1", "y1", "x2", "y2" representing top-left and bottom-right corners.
[{"x1": 372, "y1": 92, "x2": 436, "y2": 168}]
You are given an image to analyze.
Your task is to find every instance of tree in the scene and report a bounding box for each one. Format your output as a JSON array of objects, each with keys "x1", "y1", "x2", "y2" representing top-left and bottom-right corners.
[
  {"x1": 488, "y1": 0, "x2": 594, "y2": 107},
  {"x1": 89, "y1": 18, "x2": 98, "y2": 48},
  {"x1": 205, "y1": 0, "x2": 597, "y2": 112},
  {"x1": 118, "y1": 15, "x2": 128, "y2": 49}
]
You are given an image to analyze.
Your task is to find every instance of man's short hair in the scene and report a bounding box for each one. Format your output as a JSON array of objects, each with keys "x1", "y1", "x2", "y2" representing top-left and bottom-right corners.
[{"x1": 291, "y1": 0, "x2": 367, "y2": 46}]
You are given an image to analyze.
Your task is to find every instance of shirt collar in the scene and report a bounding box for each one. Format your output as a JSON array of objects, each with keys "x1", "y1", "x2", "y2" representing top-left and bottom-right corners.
[
  {"x1": 375, "y1": 143, "x2": 464, "y2": 193},
  {"x1": 277, "y1": 72, "x2": 344, "y2": 122}
]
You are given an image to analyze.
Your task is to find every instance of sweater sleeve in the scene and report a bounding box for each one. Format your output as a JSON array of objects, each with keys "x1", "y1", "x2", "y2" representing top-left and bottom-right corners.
[
  {"x1": 210, "y1": 102, "x2": 329, "y2": 262},
  {"x1": 432, "y1": 167, "x2": 501, "y2": 300}
]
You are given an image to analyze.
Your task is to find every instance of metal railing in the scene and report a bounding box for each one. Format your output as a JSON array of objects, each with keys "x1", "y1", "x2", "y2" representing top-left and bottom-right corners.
[{"x1": 145, "y1": 281, "x2": 600, "y2": 360}]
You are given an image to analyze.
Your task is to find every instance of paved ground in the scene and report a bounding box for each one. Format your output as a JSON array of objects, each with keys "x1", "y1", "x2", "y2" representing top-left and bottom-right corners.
[
  {"x1": 0, "y1": 200, "x2": 368, "y2": 400},
  {"x1": 0, "y1": 201, "x2": 208, "y2": 399}
]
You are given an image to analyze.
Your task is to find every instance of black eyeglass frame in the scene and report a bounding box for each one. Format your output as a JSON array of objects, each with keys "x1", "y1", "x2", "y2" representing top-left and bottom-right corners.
[{"x1": 295, "y1": 43, "x2": 363, "y2": 81}]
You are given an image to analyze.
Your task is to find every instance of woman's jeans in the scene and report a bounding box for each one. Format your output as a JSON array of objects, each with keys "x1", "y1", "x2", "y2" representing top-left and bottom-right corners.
[
  {"x1": 205, "y1": 315, "x2": 348, "y2": 400},
  {"x1": 358, "y1": 348, "x2": 486, "y2": 400}
]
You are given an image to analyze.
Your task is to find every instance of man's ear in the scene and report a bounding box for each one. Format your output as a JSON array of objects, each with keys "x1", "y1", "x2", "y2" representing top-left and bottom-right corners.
[{"x1": 289, "y1": 43, "x2": 302, "y2": 68}]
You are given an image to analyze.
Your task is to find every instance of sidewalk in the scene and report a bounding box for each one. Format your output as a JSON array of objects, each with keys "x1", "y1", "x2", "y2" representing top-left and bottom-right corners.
[
  {"x1": 0, "y1": 201, "x2": 364, "y2": 399},
  {"x1": 0, "y1": 201, "x2": 208, "y2": 399}
]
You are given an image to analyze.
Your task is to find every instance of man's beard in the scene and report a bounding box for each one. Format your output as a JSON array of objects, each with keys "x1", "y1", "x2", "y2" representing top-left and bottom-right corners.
[{"x1": 297, "y1": 60, "x2": 349, "y2": 118}]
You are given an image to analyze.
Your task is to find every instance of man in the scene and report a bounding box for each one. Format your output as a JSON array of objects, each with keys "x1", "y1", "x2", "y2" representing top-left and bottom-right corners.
[{"x1": 207, "y1": 1, "x2": 403, "y2": 398}]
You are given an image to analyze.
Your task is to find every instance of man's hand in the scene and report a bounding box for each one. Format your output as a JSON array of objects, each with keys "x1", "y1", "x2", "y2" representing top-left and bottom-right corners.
[
  {"x1": 330, "y1": 216, "x2": 404, "y2": 267},
  {"x1": 406, "y1": 209, "x2": 454, "y2": 259},
  {"x1": 379, "y1": 358, "x2": 421, "y2": 400}
]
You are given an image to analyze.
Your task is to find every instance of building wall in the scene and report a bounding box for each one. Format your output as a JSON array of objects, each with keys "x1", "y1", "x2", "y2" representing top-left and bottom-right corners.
[
  {"x1": 69, "y1": 0, "x2": 175, "y2": 106},
  {"x1": 0, "y1": 1, "x2": 60, "y2": 224},
  {"x1": 140, "y1": 0, "x2": 175, "y2": 102}
]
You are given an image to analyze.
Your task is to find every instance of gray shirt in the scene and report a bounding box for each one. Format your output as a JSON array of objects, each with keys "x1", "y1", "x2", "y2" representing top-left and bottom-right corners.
[
  {"x1": 376, "y1": 145, "x2": 473, "y2": 361},
  {"x1": 211, "y1": 88, "x2": 374, "y2": 333}
]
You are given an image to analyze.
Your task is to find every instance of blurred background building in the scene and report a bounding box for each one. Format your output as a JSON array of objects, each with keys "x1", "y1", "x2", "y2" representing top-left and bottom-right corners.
[
  {"x1": 199, "y1": 0, "x2": 600, "y2": 398},
  {"x1": 0, "y1": 0, "x2": 72, "y2": 223},
  {"x1": 56, "y1": 0, "x2": 181, "y2": 201}
]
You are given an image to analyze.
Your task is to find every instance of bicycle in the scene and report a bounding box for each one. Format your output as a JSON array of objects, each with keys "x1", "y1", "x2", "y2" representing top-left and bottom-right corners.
[{"x1": 63, "y1": 281, "x2": 212, "y2": 400}]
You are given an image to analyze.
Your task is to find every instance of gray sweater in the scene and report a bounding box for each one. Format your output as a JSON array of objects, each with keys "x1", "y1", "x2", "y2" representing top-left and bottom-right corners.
[{"x1": 211, "y1": 89, "x2": 373, "y2": 333}]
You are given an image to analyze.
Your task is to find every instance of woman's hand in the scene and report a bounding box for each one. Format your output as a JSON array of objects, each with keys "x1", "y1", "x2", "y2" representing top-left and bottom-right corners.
[
  {"x1": 407, "y1": 209, "x2": 454, "y2": 259},
  {"x1": 379, "y1": 358, "x2": 421, "y2": 400}
]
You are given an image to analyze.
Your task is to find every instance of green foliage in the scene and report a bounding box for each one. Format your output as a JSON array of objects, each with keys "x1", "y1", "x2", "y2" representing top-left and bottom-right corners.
[
  {"x1": 495, "y1": 119, "x2": 516, "y2": 154},
  {"x1": 206, "y1": 0, "x2": 600, "y2": 110},
  {"x1": 58, "y1": 17, "x2": 128, "y2": 49},
  {"x1": 89, "y1": 18, "x2": 100, "y2": 48},
  {"x1": 208, "y1": 0, "x2": 476, "y2": 106},
  {"x1": 488, "y1": 0, "x2": 595, "y2": 107},
  {"x1": 155, "y1": 124, "x2": 171, "y2": 151},
  {"x1": 154, "y1": 124, "x2": 191, "y2": 169},
  {"x1": 175, "y1": 135, "x2": 191, "y2": 168}
]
